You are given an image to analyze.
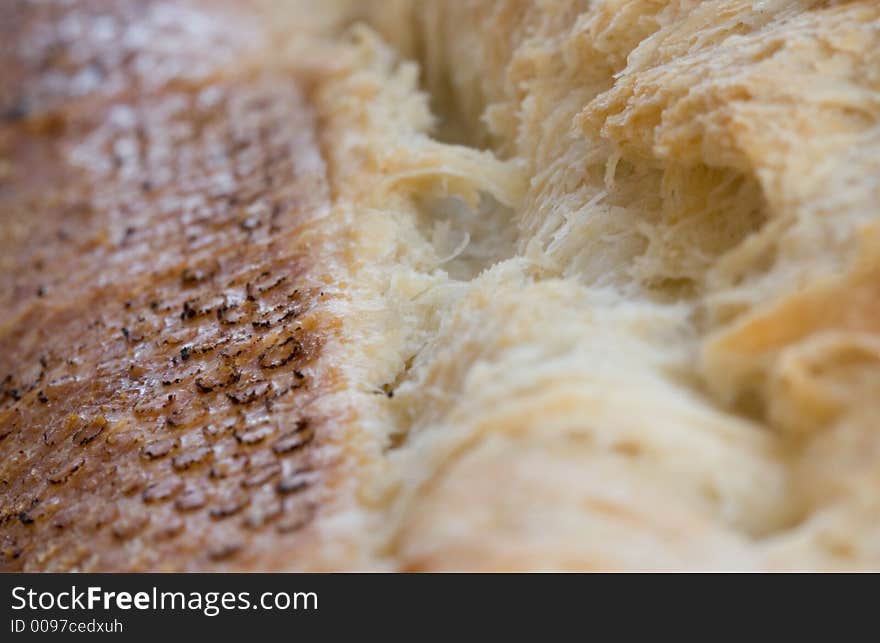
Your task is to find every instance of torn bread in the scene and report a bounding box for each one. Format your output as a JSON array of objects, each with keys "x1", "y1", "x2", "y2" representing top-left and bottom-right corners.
[{"x1": 1, "y1": 0, "x2": 879, "y2": 570}]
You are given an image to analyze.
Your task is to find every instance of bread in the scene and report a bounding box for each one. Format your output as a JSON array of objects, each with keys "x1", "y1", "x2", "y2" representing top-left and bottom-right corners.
[{"x1": 1, "y1": 0, "x2": 879, "y2": 571}]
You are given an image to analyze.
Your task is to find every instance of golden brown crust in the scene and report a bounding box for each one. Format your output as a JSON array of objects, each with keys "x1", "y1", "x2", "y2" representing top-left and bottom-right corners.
[
  {"x1": 0, "y1": 0, "x2": 353, "y2": 571},
  {"x1": 0, "y1": 0, "x2": 269, "y2": 120}
]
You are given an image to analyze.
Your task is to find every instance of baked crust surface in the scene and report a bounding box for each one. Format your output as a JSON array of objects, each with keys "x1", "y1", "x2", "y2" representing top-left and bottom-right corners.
[{"x1": 0, "y1": 0, "x2": 360, "y2": 571}]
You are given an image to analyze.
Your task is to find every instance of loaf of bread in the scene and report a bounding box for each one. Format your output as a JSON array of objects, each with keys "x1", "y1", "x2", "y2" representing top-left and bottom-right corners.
[{"x1": 1, "y1": 0, "x2": 878, "y2": 571}]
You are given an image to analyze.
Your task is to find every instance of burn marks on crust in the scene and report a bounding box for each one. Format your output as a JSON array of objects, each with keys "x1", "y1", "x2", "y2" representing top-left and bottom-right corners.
[{"x1": 0, "y1": 3, "x2": 341, "y2": 571}]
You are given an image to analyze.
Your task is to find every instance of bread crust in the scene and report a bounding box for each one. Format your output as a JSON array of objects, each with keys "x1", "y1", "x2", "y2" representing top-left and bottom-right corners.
[{"x1": 0, "y1": 0, "x2": 369, "y2": 571}]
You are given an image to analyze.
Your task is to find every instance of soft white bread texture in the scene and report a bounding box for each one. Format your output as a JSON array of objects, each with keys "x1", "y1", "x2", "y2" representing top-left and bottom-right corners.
[{"x1": 322, "y1": 0, "x2": 880, "y2": 569}]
